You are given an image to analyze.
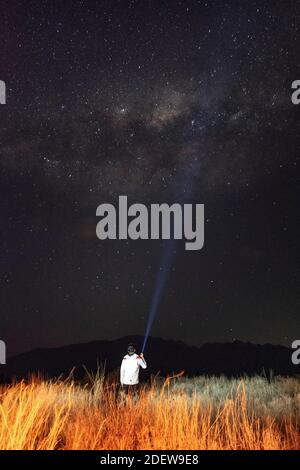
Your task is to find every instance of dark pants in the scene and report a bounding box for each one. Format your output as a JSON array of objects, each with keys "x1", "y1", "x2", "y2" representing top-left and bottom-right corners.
[{"x1": 123, "y1": 384, "x2": 139, "y2": 396}]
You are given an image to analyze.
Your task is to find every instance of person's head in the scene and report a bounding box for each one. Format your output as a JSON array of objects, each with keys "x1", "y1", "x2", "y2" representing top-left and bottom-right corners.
[{"x1": 127, "y1": 343, "x2": 136, "y2": 356}]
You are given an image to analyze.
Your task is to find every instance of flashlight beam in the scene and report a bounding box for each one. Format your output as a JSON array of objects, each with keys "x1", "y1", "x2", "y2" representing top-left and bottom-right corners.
[{"x1": 142, "y1": 240, "x2": 176, "y2": 353}]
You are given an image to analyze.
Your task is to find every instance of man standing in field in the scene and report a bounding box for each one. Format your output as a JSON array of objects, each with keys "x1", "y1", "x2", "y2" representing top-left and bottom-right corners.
[{"x1": 120, "y1": 343, "x2": 147, "y2": 394}]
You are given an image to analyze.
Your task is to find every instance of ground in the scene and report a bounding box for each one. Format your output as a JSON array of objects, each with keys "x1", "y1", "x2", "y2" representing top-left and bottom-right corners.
[{"x1": 0, "y1": 373, "x2": 299, "y2": 450}]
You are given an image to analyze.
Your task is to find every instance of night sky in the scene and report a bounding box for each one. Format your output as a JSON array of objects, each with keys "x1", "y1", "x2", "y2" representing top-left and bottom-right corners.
[{"x1": 1, "y1": 0, "x2": 299, "y2": 356}]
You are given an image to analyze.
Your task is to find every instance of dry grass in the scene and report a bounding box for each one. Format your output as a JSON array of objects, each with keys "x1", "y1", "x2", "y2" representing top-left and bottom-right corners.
[{"x1": 0, "y1": 373, "x2": 299, "y2": 450}]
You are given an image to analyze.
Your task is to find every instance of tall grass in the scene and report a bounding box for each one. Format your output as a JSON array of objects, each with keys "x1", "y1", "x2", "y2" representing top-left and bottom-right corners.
[{"x1": 0, "y1": 374, "x2": 299, "y2": 450}]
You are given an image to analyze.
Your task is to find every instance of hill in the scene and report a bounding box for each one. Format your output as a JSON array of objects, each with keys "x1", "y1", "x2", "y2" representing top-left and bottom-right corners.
[{"x1": 1, "y1": 336, "x2": 299, "y2": 382}]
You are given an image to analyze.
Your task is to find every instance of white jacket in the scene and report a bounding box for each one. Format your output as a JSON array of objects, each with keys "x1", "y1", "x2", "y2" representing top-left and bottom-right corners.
[{"x1": 120, "y1": 353, "x2": 147, "y2": 385}]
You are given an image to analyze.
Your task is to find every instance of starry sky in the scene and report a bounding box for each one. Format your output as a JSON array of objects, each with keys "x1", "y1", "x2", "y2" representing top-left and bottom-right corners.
[{"x1": 0, "y1": 0, "x2": 299, "y2": 355}]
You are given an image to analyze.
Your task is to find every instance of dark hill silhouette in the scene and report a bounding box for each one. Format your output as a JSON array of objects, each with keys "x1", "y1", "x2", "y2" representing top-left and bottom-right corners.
[{"x1": 1, "y1": 336, "x2": 299, "y2": 382}]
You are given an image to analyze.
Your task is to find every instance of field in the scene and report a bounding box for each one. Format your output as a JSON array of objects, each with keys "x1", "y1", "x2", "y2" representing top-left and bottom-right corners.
[{"x1": 0, "y1": 373, "x2": 299, "y2": 450}]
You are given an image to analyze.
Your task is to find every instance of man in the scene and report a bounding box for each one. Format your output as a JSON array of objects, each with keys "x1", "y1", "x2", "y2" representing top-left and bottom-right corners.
[{"x1": 120, "y1": 343, "x2": 147, "y2": 394}]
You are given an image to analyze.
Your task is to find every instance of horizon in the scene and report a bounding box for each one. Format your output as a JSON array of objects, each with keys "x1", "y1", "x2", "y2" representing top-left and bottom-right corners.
[{"x1": 6, "y1": 333, "x2": 293, "y2": 360}]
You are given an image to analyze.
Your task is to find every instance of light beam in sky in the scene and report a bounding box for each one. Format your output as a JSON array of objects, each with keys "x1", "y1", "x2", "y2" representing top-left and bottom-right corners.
[{"x1": 141, "y1": 240, "x2": 177, "y2": 353}]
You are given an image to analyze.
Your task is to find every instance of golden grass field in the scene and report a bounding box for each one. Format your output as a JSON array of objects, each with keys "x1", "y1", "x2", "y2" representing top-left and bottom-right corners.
[{"x1": 0, "y1": 372, "x2": 299, "y2": 450}]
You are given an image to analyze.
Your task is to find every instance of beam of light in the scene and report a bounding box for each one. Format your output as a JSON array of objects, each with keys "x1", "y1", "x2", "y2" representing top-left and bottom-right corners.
[
  {"x1": 141, "y1": 239, "x2": 177, "y2": 353},
  {"x1": 141, "y1": 148, "x2": 200, "y2": 354}
]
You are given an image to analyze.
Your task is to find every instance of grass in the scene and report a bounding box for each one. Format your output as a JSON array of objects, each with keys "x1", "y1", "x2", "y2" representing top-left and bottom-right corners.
[{"x1": 0, "y1": 373, "x2": 299, "y2": 450}]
